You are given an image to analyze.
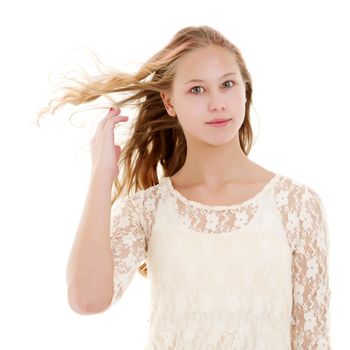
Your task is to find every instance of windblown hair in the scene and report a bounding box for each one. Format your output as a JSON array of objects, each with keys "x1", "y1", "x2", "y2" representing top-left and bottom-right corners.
[{"x1": 36, "y1": 25, "x2": 255, "y2": 279}]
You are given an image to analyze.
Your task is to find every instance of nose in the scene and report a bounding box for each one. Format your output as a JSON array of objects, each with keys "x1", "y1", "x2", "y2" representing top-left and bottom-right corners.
[
  {"x1": 208, "y1": 94, "x2": 226, "y2": 112},
  {"x1": 208, "y1": 101, "x2": 226, "y2": 112}
]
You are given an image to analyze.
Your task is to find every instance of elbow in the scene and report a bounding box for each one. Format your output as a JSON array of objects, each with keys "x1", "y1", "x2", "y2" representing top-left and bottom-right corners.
[{"x1": 67, "y1": 286, "x2": 112, "y2": 315}]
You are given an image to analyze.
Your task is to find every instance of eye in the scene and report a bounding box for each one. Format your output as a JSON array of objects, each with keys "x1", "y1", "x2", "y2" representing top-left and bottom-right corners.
[
  {"x1": 190, "y1": 80, "x2": 235, "y2": 94},
  {"x1": 190, "y1": 86, "x2": 204, "y2": 94},
  {"x1": 223, "y1": 80, "x2": 235, "y2": 88}
]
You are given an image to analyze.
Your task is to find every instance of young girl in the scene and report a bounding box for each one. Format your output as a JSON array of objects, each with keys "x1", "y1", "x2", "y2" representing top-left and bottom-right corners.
[{"x1": 38, "y1": 25, "x2": 331, "y2": 349}]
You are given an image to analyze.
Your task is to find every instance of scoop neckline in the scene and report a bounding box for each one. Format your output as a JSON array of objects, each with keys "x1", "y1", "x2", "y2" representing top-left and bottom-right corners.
[{"x1": 161, "y1": 172, "x2": 281, "y2": 210}]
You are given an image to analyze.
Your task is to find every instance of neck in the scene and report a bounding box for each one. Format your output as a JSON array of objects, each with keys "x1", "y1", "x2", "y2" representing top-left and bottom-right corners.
[{"x1": 175, "y1": 134, "x2": 256, "y2": 187}]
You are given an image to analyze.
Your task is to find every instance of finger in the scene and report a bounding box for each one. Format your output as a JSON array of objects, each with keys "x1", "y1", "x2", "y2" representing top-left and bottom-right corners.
[
  {"x1": 107, "y1": 115, "x2": 129, "y2": 129},
  {"x1": 108, "y1": 106, "x2": 121, "y2": 115},
  {"x1": 96, "y1": 106, "x2": 121, "y2": 133}
]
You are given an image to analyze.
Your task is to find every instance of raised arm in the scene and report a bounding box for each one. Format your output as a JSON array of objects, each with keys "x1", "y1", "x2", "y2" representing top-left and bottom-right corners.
[
  {"x1": 66, "y1": 107, "x2": 129, "y2": 314},
  {"x1": 291, "y1": 185, "x2": 332, "y2": 349},
  {"x1": 66, "y1": 170, "x2": 116, "y2": 314}
]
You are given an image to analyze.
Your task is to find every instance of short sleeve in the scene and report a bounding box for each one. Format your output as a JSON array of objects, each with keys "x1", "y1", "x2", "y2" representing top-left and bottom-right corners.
[
  {"x1": 291, "y1": 185, "x2": 332, "y2": 349},
  {"x1": 108, "y1": 194, "x2": 147, "y2": 307}
]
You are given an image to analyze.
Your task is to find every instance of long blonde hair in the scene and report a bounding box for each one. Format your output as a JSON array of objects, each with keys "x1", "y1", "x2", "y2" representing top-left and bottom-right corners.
[{"x1": 36, "y1": 25, "x2": 255, "y2": 278}]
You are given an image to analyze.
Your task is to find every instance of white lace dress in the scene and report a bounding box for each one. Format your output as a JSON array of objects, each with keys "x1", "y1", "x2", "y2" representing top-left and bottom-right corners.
[{"x1": 108, "y1": 172, "x2": 331, "y2": 349}]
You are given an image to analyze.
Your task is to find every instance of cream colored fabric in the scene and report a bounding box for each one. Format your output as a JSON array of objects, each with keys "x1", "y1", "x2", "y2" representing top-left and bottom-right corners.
[{"x1": 109, "y1": 173, "x2": 331, "y2": 349}]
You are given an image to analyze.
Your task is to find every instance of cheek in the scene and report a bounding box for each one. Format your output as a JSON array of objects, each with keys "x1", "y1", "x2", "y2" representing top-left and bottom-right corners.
[
  {"x1": 176, "y1": 114, "x2": 204, "y2": 135},
  {"x1": 179, "y1": 117, "x2": 199, "y2": 131},
  {"x1": 233, "y1": 89, "x2": 246, "y2": 102}
]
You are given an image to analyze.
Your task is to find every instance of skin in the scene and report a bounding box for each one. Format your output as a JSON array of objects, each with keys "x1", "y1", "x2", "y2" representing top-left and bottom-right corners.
[{"x1": 160, "y1": 44, "x2": 275, "y2": 195}]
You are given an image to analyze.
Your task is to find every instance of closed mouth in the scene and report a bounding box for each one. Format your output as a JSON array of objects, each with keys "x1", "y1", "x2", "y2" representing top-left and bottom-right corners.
[{"x1": 206, "y1": 118, "x2": 232, "y2": 124}]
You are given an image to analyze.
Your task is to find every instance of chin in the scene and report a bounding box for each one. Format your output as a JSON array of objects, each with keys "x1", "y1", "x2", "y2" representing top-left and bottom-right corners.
[{"x1": 202, "y1": 133, "x2": 237, "y2": 147}]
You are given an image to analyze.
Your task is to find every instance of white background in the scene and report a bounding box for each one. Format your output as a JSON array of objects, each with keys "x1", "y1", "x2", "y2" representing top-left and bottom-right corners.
[{"x1": 0, "y1": 0, "x2": 348, "y2": 348}]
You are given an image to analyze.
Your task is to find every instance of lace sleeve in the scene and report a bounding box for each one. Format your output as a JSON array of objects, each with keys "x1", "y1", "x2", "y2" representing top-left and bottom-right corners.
[
  {"x1": 291, "y1": 185, "x2": 332, "y2": 349},
  {"x1": 108, "y1": 193, "x2": 147, "y2": 307}
]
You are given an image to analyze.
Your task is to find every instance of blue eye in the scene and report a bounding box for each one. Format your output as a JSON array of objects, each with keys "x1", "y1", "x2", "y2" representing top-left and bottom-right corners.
[{"x1": 190, "y1": 80, "x2": 235, "y2": 94}]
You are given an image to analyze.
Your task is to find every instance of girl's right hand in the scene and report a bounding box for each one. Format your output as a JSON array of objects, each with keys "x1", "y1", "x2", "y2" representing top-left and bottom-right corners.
[{"x1": 90, "y1": 107, "x2": 128, "y2": 179}]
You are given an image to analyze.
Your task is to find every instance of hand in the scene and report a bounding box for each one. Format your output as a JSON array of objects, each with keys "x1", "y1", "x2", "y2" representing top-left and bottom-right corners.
[{"x1": 90, "y1": 107, "x2": 128, "y2": 179}]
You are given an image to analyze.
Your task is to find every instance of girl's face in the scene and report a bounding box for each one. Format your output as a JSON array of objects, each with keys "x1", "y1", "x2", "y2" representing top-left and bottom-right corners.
[{"x1": 160, "y1": 45, "x2": 247, "y2": 147}]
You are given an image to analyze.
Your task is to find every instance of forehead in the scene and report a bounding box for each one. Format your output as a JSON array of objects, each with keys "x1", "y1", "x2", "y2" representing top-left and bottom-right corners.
[{"x1": 174, "y1": 45, "x2": 239, "y2": 81}]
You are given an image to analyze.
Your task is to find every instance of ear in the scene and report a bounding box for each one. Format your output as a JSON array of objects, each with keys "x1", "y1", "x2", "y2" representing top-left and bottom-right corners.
[{"x1": 160, "y1": 91, "x2": 176, "y2": 117}]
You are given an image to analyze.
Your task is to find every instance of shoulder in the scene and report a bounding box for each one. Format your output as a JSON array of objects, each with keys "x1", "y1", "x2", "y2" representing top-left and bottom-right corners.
[
  {"x1": 113, "y1": 179, "x2": 164, "y2": 211},
  {"x1": 274, "y1": 172, "x2": 303, "y2": 195},
  {"x1": 276, "y1": 172, "x2": 320, "y2": 193},
  {"x1": 273, "y1": 172, "x2": 324, "y2": 210}
]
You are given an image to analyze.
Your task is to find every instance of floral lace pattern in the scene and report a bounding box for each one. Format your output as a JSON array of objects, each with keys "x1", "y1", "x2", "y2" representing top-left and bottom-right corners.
[
  {"x1": 276, "y1": 181, "x2": 331, "y2": 349},
  {"x1": 108, "y1": 173, "x2": 331, "y2": 349}
]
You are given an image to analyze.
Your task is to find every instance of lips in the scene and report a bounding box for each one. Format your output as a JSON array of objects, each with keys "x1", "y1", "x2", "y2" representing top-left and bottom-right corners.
[{"x1": 206, "y1": 118, "x2": 232, "y2": 124}]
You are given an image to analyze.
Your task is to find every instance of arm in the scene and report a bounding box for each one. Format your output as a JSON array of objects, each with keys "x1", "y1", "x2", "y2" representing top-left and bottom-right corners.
[
  {"x1": 66, "y1": 170, "x2": 115, "y2": 314},
  {"x1": 291, "y1": 185, "x2": 332, "y2": 349},
  {"x1": 107, "y1": 189, "x2": 147, "y2": 308}
]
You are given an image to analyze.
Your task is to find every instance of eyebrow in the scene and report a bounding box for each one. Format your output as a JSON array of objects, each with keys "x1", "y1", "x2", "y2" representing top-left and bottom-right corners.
[{"x1": 184, "y1": 72, "x2": 237, "y2": 84}]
